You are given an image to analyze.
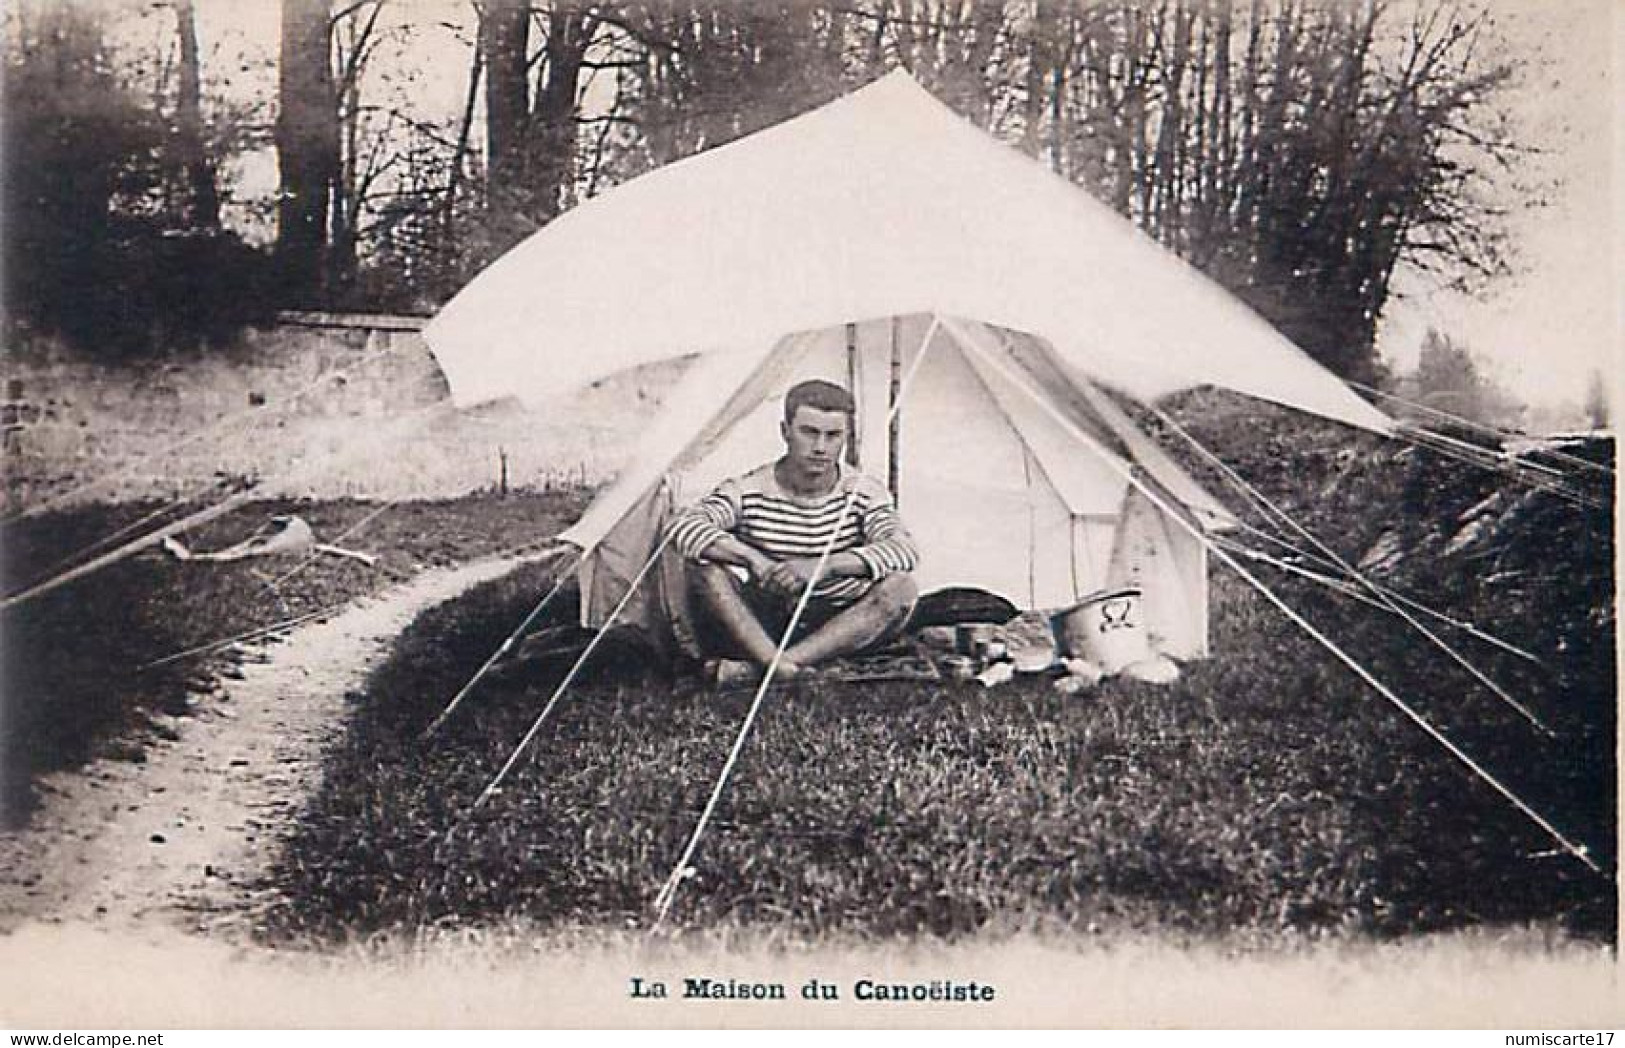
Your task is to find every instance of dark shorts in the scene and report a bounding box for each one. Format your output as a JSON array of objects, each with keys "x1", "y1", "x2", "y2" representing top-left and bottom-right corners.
[
  {"x1": 685, "y1": 562, "x2": 894, "y2": 659},
  {"x1": 688, "y1": 578, "x2": 847, "y2": 656}
]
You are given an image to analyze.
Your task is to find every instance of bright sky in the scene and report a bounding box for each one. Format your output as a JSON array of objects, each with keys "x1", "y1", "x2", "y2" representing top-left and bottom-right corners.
[
  {"x1": 176, "y1": 0, "x2": 1617, "y2": 419},
  {"x1": 1374, "y1": 0, "x2": 1619, "y2": 416}
]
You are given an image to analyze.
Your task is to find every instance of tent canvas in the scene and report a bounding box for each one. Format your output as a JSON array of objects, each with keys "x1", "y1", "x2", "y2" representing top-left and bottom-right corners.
[
  {"x1": 422, "y1": 70, "x2": 1394, "y2": 662},
  {"x1": 566, "y1": 313, "x2": 1231, "y2": 660},
  {"x1": 426, "y1": 70, "x2": 1390, "y2": 435}
]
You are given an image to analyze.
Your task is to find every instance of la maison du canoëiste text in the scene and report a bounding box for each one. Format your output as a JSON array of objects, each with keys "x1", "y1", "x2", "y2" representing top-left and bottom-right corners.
[{"x1": 629, "y1": 975, "x2": 997, "y2": 1004}]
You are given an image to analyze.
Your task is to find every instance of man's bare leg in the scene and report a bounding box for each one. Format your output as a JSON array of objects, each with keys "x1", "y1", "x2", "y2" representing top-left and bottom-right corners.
[
  {"x1": 692, "y1": 562, "x2": 787, "y2": 670},
  {"x1": 785, "y1": 573, "x2": 918, "y2": 669}
]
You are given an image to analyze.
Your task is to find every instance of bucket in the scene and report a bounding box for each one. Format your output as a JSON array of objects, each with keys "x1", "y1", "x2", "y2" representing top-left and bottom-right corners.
[{"x1": 1050, "y1": 587, "x2": 1148, "y2": 674}]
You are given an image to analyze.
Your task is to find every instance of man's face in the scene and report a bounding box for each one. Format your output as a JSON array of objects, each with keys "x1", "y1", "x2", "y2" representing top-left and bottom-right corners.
[{"x1": 781, "y1": 404, "x2": 848, "y2": 478}]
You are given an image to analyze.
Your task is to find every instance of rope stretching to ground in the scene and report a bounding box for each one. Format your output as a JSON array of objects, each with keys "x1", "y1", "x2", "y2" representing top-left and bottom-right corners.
[
  {"x1": 420, "y1": 544, "x2": 582, "y2": 741},
  {"x1": 1149, "y1": 405, "x2": 1553, "y2": 736},
  {"x1": 1393, "y1": 425, "x2": 1606, "y2": 511},
  {"x1": 1346, "y1": 379, "x2": 1616, "y2": 481},
  {"x1": 1, "y1": 365, "x2": 348, "y2": 528},
  {"x1": 2, "y1": 398, "x2": 459, "y2": 611},
  {"x1": 467, "y1": 533, "x2": 672, "y2": 801},
  {"x1": 1209, "y1": 535, "x2": 1542, "y2": 666},
  {"x1": 139, "y1": 532, "x2": 568, "y2": 673},
  {"x1": 951, "y1": 325, "x2": 1603, "y2": 877}
]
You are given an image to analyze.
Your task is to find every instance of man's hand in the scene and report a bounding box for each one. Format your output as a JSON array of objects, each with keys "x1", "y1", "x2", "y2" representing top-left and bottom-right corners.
[
  {"x1": 759, "y1": 556, "x2": 846, "y2": 600},
  {"x1": 757, "y1": 559, "x2": 807, "y2": 600},
  {"x1": 781, "y1": 557, "x2": 827, "y2": 593}
]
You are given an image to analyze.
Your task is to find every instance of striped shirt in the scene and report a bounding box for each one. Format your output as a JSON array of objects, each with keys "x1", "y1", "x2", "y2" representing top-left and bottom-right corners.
[{"x1": 669, "y1": 462, "x2": 918, "y2": 605}]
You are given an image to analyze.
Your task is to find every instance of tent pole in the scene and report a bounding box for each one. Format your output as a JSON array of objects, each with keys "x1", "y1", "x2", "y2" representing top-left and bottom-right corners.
[
  {"x1": 946, "y1": 318, "x2": 1603, "y2": 876},
  {"x1": 652, "y1": 316, "x2": 945, "y2": 932},
  {"x1": 845, "y1": 322, "x2": 861, "y2": 468},
  {"x1": 1213, "y1": 536, "x2": 1543, "y2": 666},
  {"x1": 4, "y1": 398, "x2": 459, "y2": 611},
  {"x1": 421, "y1": 544, "x2": 583, "y2": 741},
  {"x1": 1149, "y1": 404, "x2": 1554, "y2": 736},
  {"x1": 467, "y1": 532, "x2": 675, "y2": 802},
  {"x1": 888, "y1": 316, "x2": 902, "y2": 502},
  {"x1": 23, "y1": 488, "x2": 205, "y2": 588},
  {"x1": 0, "y1": 490, "x2": 259, "y2": 611}
]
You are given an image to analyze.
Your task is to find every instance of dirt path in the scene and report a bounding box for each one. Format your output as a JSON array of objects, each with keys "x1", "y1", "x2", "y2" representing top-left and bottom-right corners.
[{"x1": 0, "y1": 550, "x2": 556, "y2": 941}]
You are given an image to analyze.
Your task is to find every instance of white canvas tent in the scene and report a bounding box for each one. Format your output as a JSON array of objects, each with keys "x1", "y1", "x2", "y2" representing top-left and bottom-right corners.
[
  {"x1": 423, "y1": 70, "x2": 1393, "y2": 658},
  {"x1": 560, "y1": 313, "x2": 1242, "y2": 659},
  {"x1": 420, "y1": 71, "x2": 1606, "y2": 880}
]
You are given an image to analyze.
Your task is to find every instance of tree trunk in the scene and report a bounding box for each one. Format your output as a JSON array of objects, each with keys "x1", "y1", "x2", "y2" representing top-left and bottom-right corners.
[
  {"x1": 445, "y1": 40, "x2": 486, "y2": 234},
  {"x1": 173, "y1": 0, "x2": 219, "y2": 230},
  {"x1": 1151, "y1": 0, "x2": 1193, "y2": 246},
  {"x1": 329, "y1": 1, "x2": 383, "y2": 300},
  {"x1": 1205, "y1": 0, "x2": 1232, "y2": 251},
  {"x1": 483, "y1": 0, "x2": 532, "y2": 213},
  {"x1": 275, "y1": 0, "x2": 338, "y2": 305},
  {"x1": 528, "y1": 7, "x2": 591, "y2": 221}
]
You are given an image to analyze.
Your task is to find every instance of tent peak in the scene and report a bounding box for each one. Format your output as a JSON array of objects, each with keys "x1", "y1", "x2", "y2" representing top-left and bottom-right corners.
[{"x1": 427, "y1": 64, "x2": 1393, "y2": 435}]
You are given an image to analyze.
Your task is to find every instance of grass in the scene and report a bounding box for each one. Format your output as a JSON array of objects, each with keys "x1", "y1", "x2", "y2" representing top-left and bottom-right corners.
[
  {"x1": 0, "y1": 490, "x2": 589, "y2": 828},
  {"x1": 261, "y1": 413, "x2": 1615, "y2": 946},
  {"x1": 4, "y1": 400, "x2": 1611, "y2": 949}
]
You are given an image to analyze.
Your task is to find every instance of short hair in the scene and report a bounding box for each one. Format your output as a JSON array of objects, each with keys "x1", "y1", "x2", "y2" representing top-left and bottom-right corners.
[{"x1": 783, "y1": 379, "x2": 855, "y2": 426}]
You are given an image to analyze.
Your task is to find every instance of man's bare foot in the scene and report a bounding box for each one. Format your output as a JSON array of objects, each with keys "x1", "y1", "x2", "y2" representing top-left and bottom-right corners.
[{"x1": 711, "y1": 657, "x2": 806, "y2": 691}]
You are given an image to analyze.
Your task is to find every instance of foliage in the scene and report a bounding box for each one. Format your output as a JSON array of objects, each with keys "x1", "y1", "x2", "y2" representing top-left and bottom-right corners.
[
  {"x1": 1395, "y1": 328, "x2": 1526, "y2": 430},
  {"x1": 2, "y1": 1, "x2": 275, "y2": 357},
  {"x1": 461, "y1": 0, "x2": 1508, "y2": 385},
  {"x1": 601, "y1": 3, "x2": 855, "y2": 175},
  {"x1": 3, "y1": 1, "x2": 1539, "y2": 373},
  {"x1": 287, "y1": 0, "x2": 1528, "y2": 368}
]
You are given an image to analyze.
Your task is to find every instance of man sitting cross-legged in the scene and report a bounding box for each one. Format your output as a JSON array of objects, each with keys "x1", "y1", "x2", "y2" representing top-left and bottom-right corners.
[{"x1": 667, "y1": 379, "x2": 920, "y2": 682}]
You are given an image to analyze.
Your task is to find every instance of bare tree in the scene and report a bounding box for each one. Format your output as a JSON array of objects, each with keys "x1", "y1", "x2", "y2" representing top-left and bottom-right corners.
[
  {"x1": 330, "y1": 0, "x2": 389, "y2": 295},
  {"x1": 477, "y1": 0, "x2": 605, "y2": 247}
]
